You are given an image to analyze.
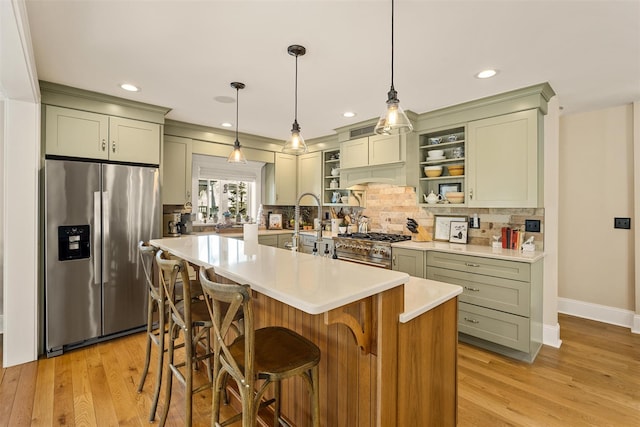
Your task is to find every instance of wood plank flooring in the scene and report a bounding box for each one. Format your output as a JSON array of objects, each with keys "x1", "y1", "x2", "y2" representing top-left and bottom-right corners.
[{"x1": 1, "y1": 313, "x2": 638, "y2": 426}]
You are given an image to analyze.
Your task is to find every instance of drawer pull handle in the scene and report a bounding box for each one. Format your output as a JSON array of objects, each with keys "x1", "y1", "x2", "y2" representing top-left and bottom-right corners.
[
  {"x1": 464, "y1": 286, "x2": 480, "y2": 292},
  {"x1": 465, "y1": 262, "x2": 480, "y2": 267},
  {"x1": 464, "y1": 317, "x2": 480, "y2": 324}
]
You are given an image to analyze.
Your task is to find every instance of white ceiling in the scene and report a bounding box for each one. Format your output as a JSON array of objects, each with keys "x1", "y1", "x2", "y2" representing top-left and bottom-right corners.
[{"x1": 24, "y1": 0, "x2": 640, "y2": 142}]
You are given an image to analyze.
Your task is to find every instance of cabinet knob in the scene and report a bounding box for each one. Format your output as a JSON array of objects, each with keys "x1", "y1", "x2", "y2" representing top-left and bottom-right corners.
[
  {"x1": 464, "y1": 262, "x2": 480, "y2": 267},
  {"x1": 464, "y1": 317, "x2": 480, "y2": 324},
  {"x1": 101, "y1": 139, "x2": 106, "y2": 151},
  {"x1": 469, "y1": 189, "x2": 473, "y2": 200},
  {"x1": 112, "y1": 141, "x2": 116, "y2": 153},
  {"x1": 392, "y1": 255, "x2": 396, "y2": 266},
  {"x1": 464, "y1": 286, "x2": 480, "y2": 292}
]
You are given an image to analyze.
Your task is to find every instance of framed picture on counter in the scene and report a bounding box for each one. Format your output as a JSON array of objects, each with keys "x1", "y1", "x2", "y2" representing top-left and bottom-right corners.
[
  {"x1": 268, "y1": 213, "x2": 282, "y2": 230},
  {"x1": 433, "y1": 215, "x2": 468, "y2": 241},
  {"x1": 449, "y1": 221, "x2": 468, "y2": 244}
]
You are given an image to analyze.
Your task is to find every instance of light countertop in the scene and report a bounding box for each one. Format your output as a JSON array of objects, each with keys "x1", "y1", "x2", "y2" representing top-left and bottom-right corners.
[
  {"x1": 150, "y1": 234, "x2": 462, "y2": 321},
  {"x1": 150, "y1": 234, "x2": 410, "y2": 315},
  {"x1": 400, "y1": 277, "x2": 463, "y2": 323},
  {"x1": 392, "y1": 240, "x2": 545, "y2": 263}
]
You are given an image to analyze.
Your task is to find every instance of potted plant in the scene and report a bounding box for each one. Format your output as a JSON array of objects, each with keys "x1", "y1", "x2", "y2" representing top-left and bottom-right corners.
[{"x1": 338, "y1": 219, "x2": 348, "y2": 234}]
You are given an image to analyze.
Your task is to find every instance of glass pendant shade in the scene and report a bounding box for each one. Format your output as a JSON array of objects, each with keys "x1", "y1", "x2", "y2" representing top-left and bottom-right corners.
[
  {"x1": 228, "y1": 81, "x2": 247, "y2": 164},
  {"x1": 283, "y1": 120, "x2": 307, "y2": 154},
  {"x1": 283, "y1": 45, "x2": 308, "y2": 154},
  {"x1": 375, "y1": 90, "x2": 413, "y2": 135},
  {"x1": 227, "y1": 139, "x2": 247, "y2": 164}
]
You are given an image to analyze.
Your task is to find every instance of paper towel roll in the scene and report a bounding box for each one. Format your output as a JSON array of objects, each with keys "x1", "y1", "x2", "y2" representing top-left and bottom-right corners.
[
  {"x1": 243, "y1": 223, "x2": 258, "y2": 242},
  {"x1": 331, "y1": 219, "x2": 339, "y2": 236}
]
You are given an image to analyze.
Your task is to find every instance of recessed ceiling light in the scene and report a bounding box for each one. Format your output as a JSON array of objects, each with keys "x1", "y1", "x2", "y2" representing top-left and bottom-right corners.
[
  {"x1": 343, "y1": 111, "x2": 356, "y2": 118},
  {"x1": 221, "y1": 122, "x2": 233, "y2": 128},
  {"x1": 475, "y1": 69, "x2": 498, "y2": 79},
  {"x1": 120, "y1": 83, "x2": 140, "y2": 92}
]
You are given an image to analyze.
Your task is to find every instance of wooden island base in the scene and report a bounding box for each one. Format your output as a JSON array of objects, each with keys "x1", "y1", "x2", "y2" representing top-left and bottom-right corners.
[{"x1": 245, "y1": 285, "x2": 458, "y2": 427}]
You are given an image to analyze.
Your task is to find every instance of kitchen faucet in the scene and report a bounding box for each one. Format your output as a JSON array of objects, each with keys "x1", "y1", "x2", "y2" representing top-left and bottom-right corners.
[{"x1": 291, "y1": 192, "x2": 323, "y2": 251}]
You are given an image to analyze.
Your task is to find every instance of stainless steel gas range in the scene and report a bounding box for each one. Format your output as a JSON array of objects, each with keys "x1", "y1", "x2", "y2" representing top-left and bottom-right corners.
[{"x1": 333, "y1": 232, "x2": 411, "y2": 269}]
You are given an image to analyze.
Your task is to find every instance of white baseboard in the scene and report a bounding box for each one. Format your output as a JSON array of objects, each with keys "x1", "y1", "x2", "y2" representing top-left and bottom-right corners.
[
  {"x1": 543, "y1": 322, "x2": 562, "y2": 348},
  {"x1": 558, "y1": 297, "x2": 637, "y2": 332},
  {"x1": 633, "y1": 314, "x2": 640, "y2": 334}
]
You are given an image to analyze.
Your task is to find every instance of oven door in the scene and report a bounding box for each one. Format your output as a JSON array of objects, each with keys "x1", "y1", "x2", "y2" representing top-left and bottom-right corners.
[{"x1": 335, "y1": 254, "x2": 391, "y2": 269}]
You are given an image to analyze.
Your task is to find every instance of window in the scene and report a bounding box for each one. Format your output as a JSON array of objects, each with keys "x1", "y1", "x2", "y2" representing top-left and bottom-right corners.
[
  {"x1": 197, "y1": 179, "x2": 252, "y2": 221},
  {"x1": 192, "y1": 154, "x2": 264, "y2": 223}
]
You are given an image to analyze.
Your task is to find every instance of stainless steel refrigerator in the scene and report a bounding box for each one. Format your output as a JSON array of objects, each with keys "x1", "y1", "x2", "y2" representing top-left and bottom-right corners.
[{"x1": 44, "y1": 159, "x2": 160, "y2": 357}]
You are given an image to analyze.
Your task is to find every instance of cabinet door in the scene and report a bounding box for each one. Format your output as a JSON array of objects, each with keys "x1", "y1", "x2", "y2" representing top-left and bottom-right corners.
[
  {"x1": 369, "y1": 134, "x2": 402, "y2": 165},
  {"x1": 274, "y1": 153, "x2": 297, "y2": 205},
  {"x1": 467, "y1": 109, "x2": 540, "y2": 207},
  {"x1": 391, "y1": 247, "x2": 426, "y2": 278},
  {"x1": 45, "y1": 105, "x2": 109, "y2": 160},
  {"x1": 297, "y1": 151, "x2": 321, "y2": 206},
  {"x1": 340, "y1": 137, "x2": 368, "y2": 168},
  {"x1": 258, "y1": 235, "x2": 278, "y2": 247},
  {"x1": 277, "y1": 233, "x2": 293, "y2": 249},
  {"x1": 162, "y1": 136, "x2": 192, "y2": 205},
  {"x1": 109, "y1": 117, "x2": 161, "y2": 164}
]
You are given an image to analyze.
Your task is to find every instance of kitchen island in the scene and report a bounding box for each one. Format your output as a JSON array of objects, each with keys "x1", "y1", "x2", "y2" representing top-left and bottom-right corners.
[{"x1": 150, "y1": 234, "x2": 462, "y2": 426}]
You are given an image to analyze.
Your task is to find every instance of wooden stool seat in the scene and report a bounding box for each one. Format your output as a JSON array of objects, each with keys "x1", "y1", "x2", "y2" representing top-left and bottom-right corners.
[{"x1": 230, "y1": 326, "x2": 320, "y2": 377}]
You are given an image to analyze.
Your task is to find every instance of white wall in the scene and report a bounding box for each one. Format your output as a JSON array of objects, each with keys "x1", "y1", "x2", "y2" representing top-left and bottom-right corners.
[
  {"x1": 1, "y1": 0, "x2": 41, "y2": 367},
  {"x1": 558, "y1": 104, "x2": 636, "y2": 328},
  {"x1": 543, "y1": 97, "x2": 561, "y2": 347}
]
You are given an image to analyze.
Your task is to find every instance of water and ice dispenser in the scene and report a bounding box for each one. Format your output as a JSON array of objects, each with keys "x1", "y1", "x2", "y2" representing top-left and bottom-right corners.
[{"x1": 57, "y1": 225, "x2": 91, "y2": 261}]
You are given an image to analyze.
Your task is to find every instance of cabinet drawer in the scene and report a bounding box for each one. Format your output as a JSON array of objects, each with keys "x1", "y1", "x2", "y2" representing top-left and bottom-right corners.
[
  {"x1": 427, "y1": 251, "x2": 530, "y2": 282},
  {"x1": 459, "y1": 302, "x2": 530, "y2": 353},
  {"x1": 427, "y1": 266, "x2": 530, "y2": 316}
]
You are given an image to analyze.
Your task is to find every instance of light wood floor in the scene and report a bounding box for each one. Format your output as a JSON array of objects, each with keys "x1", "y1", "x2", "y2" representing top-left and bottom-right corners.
[{"x1": 1, "y1": 313, "x2": 638, "y2": 426}]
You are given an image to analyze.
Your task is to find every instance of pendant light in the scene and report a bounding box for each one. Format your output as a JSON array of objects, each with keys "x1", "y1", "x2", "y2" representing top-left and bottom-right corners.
[
  {"x1": 374, "y1": 0, "x2": 413, "y2": 136},
  {"x1": 227, "y1": 82, "x2": 247, "y2": 164},
  {"x1": 283, "y1": 44, "x2": 308, "y2": 154}
]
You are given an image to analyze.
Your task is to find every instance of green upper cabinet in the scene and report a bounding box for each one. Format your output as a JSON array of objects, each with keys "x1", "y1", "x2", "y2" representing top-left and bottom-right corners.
[
  {"x1": 45, "y1": 105, "x2": 109, "y2": 160},
  {"x1": 341, "y1": 134, "x2": 404, "y2": 169},
  {"x1": 45, "y1": 105, "x2": 161, "y2": 164},
  {"x1": 162, "y1": 135, "x2": 192, "y2": 205},
  {"x1": 263, "y1": 152, "x2": 297, "y2": 205},
  {"x1": 466, "y1": 109, "x2": 542, "y2": 208},
  {"x1": 297, "y1": 151, "x2": 322, "y2": 206}
]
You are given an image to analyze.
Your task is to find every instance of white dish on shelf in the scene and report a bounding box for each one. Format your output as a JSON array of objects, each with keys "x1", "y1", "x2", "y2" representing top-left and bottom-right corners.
[{"x1": 426, "y1": 155, "x2": 446, "y2": 161}]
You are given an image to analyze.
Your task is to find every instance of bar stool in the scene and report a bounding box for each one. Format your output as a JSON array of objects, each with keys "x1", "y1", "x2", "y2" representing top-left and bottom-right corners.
[
  {"x1": 200, "y1": 267, "x2": 321, "y2": 427},
  {"x1": 156, "y1": 250, "x2": 214, "y2": 427},
  {"x1": 135, "y1": 241, "x2": 164, "y2": 421}
]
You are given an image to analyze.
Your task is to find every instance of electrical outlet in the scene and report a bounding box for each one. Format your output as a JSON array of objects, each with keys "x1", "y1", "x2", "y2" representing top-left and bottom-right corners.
[
  {"x1": 525, "y1": 219, "x2": 540, "y2": 233},
  {"x1": 614, "y1": 217, "x2": 631, "y2": 229}
]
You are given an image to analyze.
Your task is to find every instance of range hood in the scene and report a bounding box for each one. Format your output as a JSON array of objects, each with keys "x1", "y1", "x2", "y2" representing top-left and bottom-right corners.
[{"x1": 341, "y1": 162, "x2": 407, "y2": 188}]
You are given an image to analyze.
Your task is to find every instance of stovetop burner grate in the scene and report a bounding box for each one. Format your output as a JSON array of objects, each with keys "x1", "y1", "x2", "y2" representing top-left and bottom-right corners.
[{"x1": 336, "y1": 232, "x2": 411, "y2": 243}]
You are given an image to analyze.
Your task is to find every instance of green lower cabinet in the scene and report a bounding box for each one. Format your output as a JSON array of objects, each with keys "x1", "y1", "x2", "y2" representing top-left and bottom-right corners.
[
  {"x1": 258, "y1": 235, "x2": 278, "y2": 247},
  {"x1": 426, "y1": 251, "x2": 542, "y2": 363},
  {"x1": 391, "y1": 247, "x2": 426, "y2": 278}
]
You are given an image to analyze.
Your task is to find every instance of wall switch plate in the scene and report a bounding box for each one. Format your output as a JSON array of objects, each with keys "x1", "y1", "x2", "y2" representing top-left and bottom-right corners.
[
  {"x1": 525, "y1": 219, "x2": 541, "y2": 233},
  {"x1": 614, "y1": 217, "x2": 631, "y2": 229}
]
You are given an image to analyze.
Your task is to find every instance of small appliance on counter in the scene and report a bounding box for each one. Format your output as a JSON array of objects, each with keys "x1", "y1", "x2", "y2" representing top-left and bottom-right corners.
[{"x1": 163, "y1": 212, "x2": 181, "y2": 237}]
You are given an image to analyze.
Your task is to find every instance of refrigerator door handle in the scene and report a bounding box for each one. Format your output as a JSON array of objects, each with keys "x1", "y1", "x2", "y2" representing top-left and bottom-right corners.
[
  {"x1": 93, "y1": 191, "x2": 101, "y2": 285},
  {"x1": 102, "y1": 191, "x2": 110, "y2": 285}
]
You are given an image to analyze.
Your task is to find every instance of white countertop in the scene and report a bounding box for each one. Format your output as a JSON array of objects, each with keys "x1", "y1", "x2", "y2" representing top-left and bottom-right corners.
[
  {"x1": 392, "y1": 240, "x2": 545, "y2": 263},
  {"x1": 150, "y1": 234, "x2": 411, "y2": 315},
  {"x1": 400, "y1": 277, "x2": 463, "y2": 323}
]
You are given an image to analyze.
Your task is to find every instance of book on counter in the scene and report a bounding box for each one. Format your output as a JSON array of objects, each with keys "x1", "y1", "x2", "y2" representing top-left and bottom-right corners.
[{"x1": 501, "y1": 227, "x2": 523, "y2": 250}]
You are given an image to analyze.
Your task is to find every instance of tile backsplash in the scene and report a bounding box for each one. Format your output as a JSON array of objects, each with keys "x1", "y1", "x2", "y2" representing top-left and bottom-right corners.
[{"x1": 362, "y1": 184, "x2": 545, "y2": 251}]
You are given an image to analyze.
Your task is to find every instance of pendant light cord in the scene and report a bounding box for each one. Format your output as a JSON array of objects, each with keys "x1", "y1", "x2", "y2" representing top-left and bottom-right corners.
[
  {"x1": 235, "y1": 87, "x2": 239, "y2": 142},
  {"x1": 390, "y1": 0, "x2": 395, "y2": 91},
  {"x1": 294, "y1": 53, "x2": 299, "y2": 123}
]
